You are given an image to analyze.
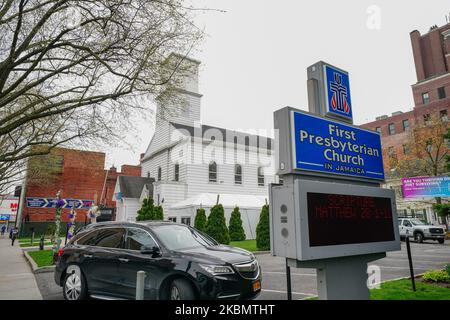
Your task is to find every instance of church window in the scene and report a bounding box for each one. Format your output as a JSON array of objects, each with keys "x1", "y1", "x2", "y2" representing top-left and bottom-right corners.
[
  {"x1": 174, "y1": 164, "x2": 180, "y2": 182},
  {"x1": 209, "y1": 162, "x2": 217, "y2": 183},
  {"x1": 235, "y1": 164, "x2": 242, "y2": 185},
  {"x1": 258, "y1": 167, "x2": 265, "y2": 186}
]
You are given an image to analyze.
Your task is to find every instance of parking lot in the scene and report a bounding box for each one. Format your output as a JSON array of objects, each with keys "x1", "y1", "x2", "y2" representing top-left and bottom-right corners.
[{"x1": 35, "y1": 240, "x2": 450, "y2": 300}]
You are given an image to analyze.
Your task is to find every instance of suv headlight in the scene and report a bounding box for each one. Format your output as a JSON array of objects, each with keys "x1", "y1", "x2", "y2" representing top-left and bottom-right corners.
[{"x1": 199, "y1": 264, "x2": 235, "y2": 275}]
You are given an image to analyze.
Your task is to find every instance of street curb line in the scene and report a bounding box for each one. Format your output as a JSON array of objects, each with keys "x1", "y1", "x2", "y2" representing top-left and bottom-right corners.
[
  {"x1": 253, "y1": 251, "x2": 270, "y2": 255},
  {"x1": 23, "y1": 250, "x2": 56, "y2": 274}
]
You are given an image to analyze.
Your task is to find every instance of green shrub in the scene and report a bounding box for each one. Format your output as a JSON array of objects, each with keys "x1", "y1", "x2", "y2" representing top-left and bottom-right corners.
[
  {"x1": 423, "y1": 270, "x2": 450, "y2": 283},
  {"x1": 229, "y1": 207, "x2": 246, "y2": 241},
  {"x1": 194, "y1": 208, "x2": 207, "y2": 232},
  {"x1": 137, "y1": 198, "x2": 163, "y2": 221},
  {"x1": 256, "y1": 204, "x2": 270, "y2": 251},
  {"x1": 446, "y1": 264, "x2": 450, "y2": 277},
  {"x1": 154, "y1": 206, "x2": 164, "y2": 220},
  {"x1": 205, "y1": 204, "x2": 230, "y2": 245}
]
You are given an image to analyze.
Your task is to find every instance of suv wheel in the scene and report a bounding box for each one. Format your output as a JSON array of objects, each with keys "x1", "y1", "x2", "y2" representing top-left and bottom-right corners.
[
  {"x1": 438, "y1": 239, "x2": 445, "y2": 244},
  {"x1": 63, "y1": 271, "x2": 87, "y2": 300},
  {"x1": 415, "y1": 232, "x2": 424, "y2": 243},
  {"x1": 170, "y1": 278, "x2": 196, "y2": 300}
]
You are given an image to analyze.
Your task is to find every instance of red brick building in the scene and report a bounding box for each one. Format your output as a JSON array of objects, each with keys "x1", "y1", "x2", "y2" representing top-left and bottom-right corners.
[
  {"x1": 22, "y1": 148, "x2": 141, "y2": 223},
  {"x1": 361, "y1": 22, "x2": 450, "y2": 173},
  {"x1": 360, "y1": 22, "x2": 450, "y2": 224}
]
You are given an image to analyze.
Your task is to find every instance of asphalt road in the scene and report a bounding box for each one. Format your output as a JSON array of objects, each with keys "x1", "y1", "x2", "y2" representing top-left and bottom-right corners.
[{"x1": 34, "y1": 240, "x2": 450, "y2": 300}]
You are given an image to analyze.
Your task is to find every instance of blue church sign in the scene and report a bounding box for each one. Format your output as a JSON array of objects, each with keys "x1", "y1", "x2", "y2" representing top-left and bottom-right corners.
[
  {"x1": 291, "y1": 110, "x2": 384, "y2": 181},
  {"x1": 324, "y1": 64, "x2": 353, "y2": 121}
]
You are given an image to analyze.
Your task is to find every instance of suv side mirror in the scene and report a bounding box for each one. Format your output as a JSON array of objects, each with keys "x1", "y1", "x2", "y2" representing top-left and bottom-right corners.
[{"x1": 140, "y1": 245, "x2": 160, "y2": 256}]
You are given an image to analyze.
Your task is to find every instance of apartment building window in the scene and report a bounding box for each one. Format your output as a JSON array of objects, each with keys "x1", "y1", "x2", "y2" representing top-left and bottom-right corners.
[
  {"x1": 422, "y1": 92, "x2": 430, "y2": 104},
  {"x1": 402, "y1": 144, "x2": 410, "y2": 156},
  {"x1": 388, "y1": 123, "x2": 396, "y2": 135},
  {"x1": 181, "y1": 217, "x2": 191, "y2": 226},
  {"x1": 157, "y1": 167, "x2": 162, "y2": 181},
  {"x1": 402, "y1": 119, "x2": 410, "y2": 131},
  {"x1": 174, "y1": 164, "x2": 179, "y2": 182},
  {"x1": 234, "y1": 164, "x2": 242, "y2": 185},
  {"x1": 423, "y1": 114, "x2": 431, "y2": 126},
  {"x1": 440, "y1": 110, "x2": 448, "y2": 122},
  {"x1": 209, "y1": 161, "x2": 217, "y2": 182},
  {"x1": 168, "y1": 217, "x2": 177, "y2": 223},
  {"x1": 375, "y1": 127, "x2": 381, "y2": 134},
  {"x1": 438, "y1": 87, "x2": 446, "y2": 100}
]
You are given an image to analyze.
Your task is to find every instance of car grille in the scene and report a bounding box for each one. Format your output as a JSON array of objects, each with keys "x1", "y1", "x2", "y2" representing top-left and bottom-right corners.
[
  {"x1": 430, "y1": 228, "x2": 444, "y2": 234},
  {"x1": 233, "y1": 260, "x2": 260, "y2": 280}
]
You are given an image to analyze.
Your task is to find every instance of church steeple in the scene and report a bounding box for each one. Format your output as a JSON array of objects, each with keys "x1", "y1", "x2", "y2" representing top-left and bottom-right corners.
[{"x1": 156, "y1": 53, "x2": 202, "y2": 126}]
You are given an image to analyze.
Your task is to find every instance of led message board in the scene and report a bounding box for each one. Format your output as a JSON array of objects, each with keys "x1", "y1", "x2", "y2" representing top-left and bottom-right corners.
[
  {"x1": 307, "y1": 193, "x2": 395, "y2": 247},
  {"x1": 269, "y1": 179, "x2": 401, "y2": 261}
]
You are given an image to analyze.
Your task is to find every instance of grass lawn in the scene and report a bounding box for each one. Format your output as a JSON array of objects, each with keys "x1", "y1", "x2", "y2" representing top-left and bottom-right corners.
[
  {"x1": 28, "y1": 250, "x2": 54, "y2": 267},
  {"x1": 230, "y1": 239, "x2": 260, "y2": 252},
  {"x1": 20, "y1": 241, "x2": 52, "y2": 247},
  {"x1": 370, "y1": 279, "x2": 450, "y2": 300},
  {"x1": 307, "y1": 279, "x2": 450, "y2": 300}
]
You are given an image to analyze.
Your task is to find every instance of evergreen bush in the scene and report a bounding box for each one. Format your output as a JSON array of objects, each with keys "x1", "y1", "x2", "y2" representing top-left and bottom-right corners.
[
  {"x1": 205, "y1": 204, "x2": 230, "y2": 244},
  {"x1": 136, "y1": 198, "x2": 155, "y2": 221},
  {"x1": 256, "y1": 204, "x2": 270, "y2": 250},
  {"x1": 194, "y1": 208, "x2": 207, "y2": 232},
  {"x1": 229, "y1": 207, "x2": 246, "y2": 241},
  {"x1": 154, "y1": 205, "x2": 164, "y2": 220}
]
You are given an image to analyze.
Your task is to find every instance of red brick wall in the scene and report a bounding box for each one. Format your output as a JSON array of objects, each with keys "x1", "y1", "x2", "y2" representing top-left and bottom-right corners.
[
  {"x1": 24, "y1": 149, "x2": 143, "y2": 223},
  {"x1": 121, "y1": 165, "x2": 141, "y2": 176},
  {"x1": 410, "y1": 24, "x2": 450, "y2": 81},
  {"x1": 23, "y1": 148, "x2": 106, "y2": 222}
]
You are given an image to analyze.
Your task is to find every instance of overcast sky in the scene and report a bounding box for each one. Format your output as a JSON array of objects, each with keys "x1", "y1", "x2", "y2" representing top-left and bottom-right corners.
[{"x1": 106, "y1": 0, "x2": 450, "y2": 169}]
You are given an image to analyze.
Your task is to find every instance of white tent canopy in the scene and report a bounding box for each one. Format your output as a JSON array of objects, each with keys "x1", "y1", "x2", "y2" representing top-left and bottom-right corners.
[{"x1": 170, "y1": 193, "x2": 268, "y2": 210}]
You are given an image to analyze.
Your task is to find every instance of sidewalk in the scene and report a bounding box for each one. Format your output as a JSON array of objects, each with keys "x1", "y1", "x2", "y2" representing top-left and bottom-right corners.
[{"x1": 0, "y1": 237, "x2": 43, "y2": 300}]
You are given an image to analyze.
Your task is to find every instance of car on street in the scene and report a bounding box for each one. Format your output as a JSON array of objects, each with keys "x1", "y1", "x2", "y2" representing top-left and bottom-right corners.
[
  {"x1": 398, "y1": 218, "x2": 446, "y2": 244},
  {"x1": 54, "y1": 221, "x2": 261, "y2": 300}
]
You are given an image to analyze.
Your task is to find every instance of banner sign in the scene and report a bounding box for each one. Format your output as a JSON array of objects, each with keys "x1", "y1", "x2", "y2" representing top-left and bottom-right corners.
[
  {"x1": 0, "y1": 214, "x2": 10, "y2": 221},
  {"x1": 324, "y1": 64, "x2": 353, "y2": 121},
  {"x1": 26, "y1": 197, "x2": 94, "y2": 209},
  {"x1": 291, "y1": 111, "x2": 384, "y2": 181},
  {"x1": 402, "y1": 176, "x2": 450, "y2": 199}
]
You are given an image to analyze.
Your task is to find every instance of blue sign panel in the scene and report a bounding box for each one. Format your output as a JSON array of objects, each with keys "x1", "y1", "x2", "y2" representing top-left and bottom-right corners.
[
  {"x1": 324, "y1": 65, "x2": 352, "y2": 121},
  {"x1": 291, "y1": 111, "x2": 384, "y2": 180},
  {"x1": 0, "y1": 214, "x2": 10, "y2": 221},
  {"x1": 26, "y1": 198, "x2": 93, "y2": 209}
]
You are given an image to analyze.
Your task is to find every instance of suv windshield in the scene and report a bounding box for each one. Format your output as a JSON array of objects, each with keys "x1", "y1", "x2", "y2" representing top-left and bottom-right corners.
[
  {"x1": 152, "y1": 225, "x2": 218, "y2": 250},
  {"x1": 410, "y1": 219, "x2": 426, "y2": 226}
]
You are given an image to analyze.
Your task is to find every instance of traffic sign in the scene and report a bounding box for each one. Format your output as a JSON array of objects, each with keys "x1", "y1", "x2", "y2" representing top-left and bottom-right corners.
[{"x1": 26, "y1": 197, "x2": 93, "y2": 209}]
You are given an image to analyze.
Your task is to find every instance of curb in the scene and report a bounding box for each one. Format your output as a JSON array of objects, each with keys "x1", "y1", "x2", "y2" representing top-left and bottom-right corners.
[
  {"x1": 253, "y1": 251, "x2": 270, "y2": 255},
  {"x1": 23, "y1": 250, "x2": 56, "y2": 274}
]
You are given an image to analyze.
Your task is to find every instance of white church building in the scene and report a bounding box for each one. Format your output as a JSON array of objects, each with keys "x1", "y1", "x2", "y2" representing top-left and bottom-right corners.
[{"x1": 115, "y1": 54, "x2": 278, "y2": 239}]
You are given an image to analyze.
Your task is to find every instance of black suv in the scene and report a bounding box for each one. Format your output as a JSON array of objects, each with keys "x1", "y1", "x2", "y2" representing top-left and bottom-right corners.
[{"x1": 54, "y1": 221, "x2": 261, "y2": 300}]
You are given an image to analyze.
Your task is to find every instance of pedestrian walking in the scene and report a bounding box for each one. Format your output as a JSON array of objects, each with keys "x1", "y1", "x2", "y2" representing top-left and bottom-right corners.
[
  {"x1": 11, "y1": 227, "x2": 19, "y2": 246},
  {"x1": 1, "y1": 224, "x2": 6, "y2": 237}
]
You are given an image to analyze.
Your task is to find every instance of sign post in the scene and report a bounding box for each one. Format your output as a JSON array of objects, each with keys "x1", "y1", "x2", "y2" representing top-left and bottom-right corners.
[{"x1": 271, "y1": 62, "x2": 401, "y2": 300}]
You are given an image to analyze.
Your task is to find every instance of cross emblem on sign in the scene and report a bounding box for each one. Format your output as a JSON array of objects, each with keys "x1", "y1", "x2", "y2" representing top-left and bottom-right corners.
[{"x1": 329, "y1": 73, "x2": 350, "y2": 114}]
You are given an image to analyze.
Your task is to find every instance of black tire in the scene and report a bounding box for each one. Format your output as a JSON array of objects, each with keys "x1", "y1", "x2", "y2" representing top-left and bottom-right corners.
[
  {"x1": 62, "y1": 269, "x2": 88, "y2": 300},
  {"x1": 415, "y1": 232, "x2": 424, "y2": 243},
  {"x1": 438, "y1": 239, "x2": 445, "y2": 244},
  {"x1": 169, "y1": 278, "x2": 196, "y2": 300}
]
